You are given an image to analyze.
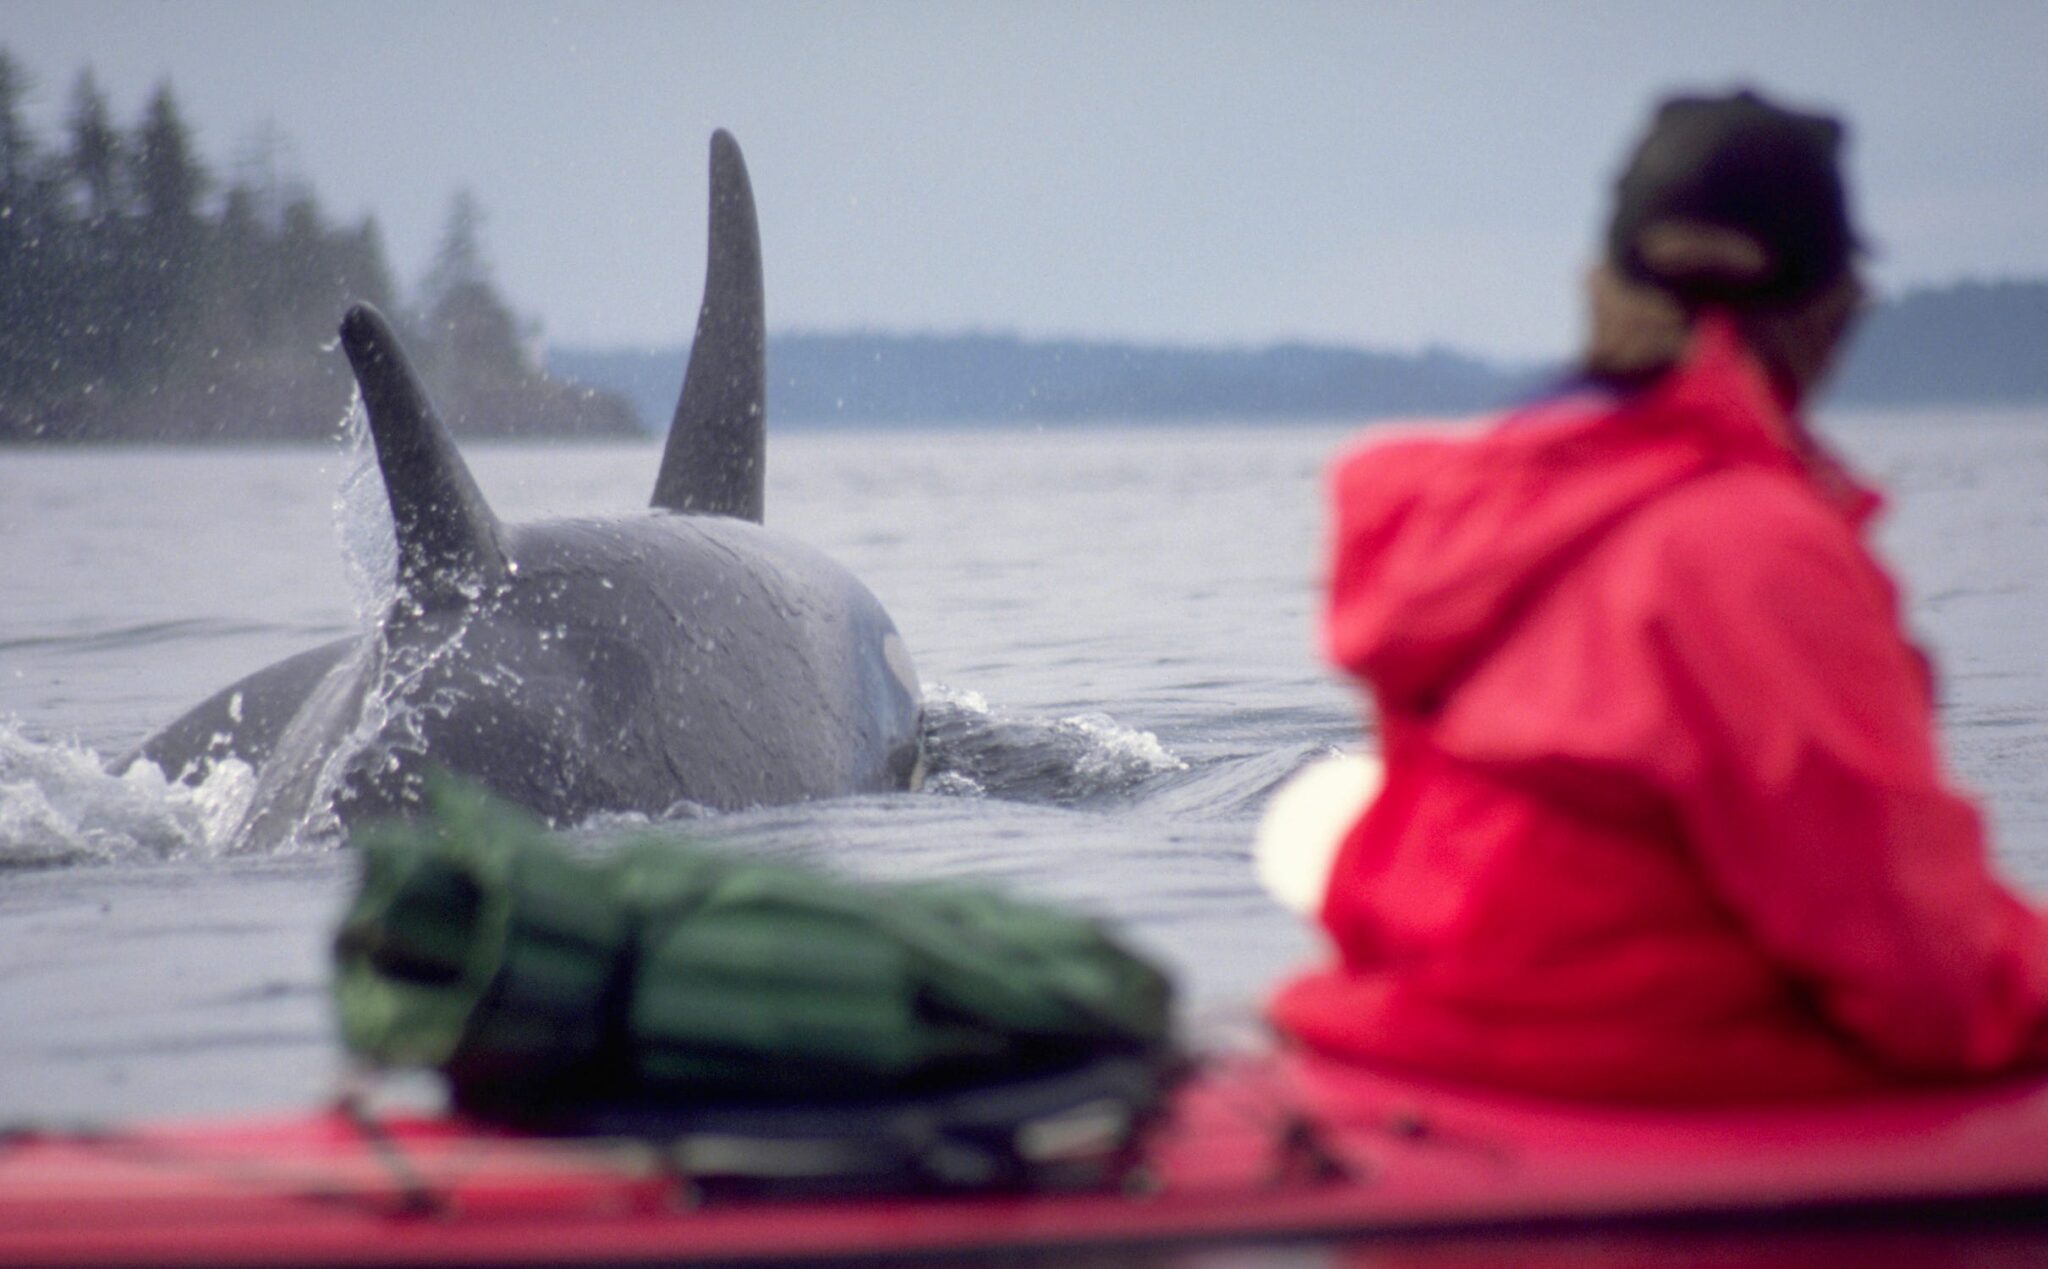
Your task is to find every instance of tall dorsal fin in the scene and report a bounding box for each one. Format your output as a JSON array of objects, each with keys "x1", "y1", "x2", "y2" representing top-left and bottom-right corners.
[
  {"x1": 339, "y1": 303, "x2": 510, "y2": 606},
  {"x1": 651, "y1": 129, "x2": 766, "y2": 522}
]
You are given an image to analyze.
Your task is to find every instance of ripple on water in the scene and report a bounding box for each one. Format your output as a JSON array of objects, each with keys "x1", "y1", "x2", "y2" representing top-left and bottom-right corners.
[
  {"x1": 918, "y1": 684, "x2": 1188, "y2": 804},
  {"x1": 0, "y1": 720, "x2": 255, "y2": 868}
]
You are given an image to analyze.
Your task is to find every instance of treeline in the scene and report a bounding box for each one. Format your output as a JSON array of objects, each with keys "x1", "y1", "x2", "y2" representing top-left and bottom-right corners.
[
  {"x1": 0, "y1": 50, "x2": 633, "y2": 442},
  {"x1": 1830, "y1": 279, "x2": 2048, "y2": 407},
  {"x1": 766, "y1": 334, "x2": 1524, "y2": 424},
  {"x1": 552, "y1": 279, "x2": 2048, "y2": 433},
  {"x1": 548, "y1": 336, "x2": 1535, "y2": 433}
]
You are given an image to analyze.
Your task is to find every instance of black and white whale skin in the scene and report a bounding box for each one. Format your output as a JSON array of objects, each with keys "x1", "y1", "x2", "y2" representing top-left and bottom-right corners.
[{"x1": 125, "y1": 133, "x2": 923, "y2": 845}]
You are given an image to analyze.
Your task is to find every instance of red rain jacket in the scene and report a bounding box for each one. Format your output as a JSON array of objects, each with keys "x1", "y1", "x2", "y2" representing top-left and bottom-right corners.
[{"x1": 1270, "y1": 316, "x2": 2048, "y2": 1101}]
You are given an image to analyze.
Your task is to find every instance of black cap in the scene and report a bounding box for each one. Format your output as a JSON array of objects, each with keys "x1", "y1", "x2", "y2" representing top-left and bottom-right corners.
[{"x1": 1607, "y1": 89, "x2": 1859, "y2": 305}]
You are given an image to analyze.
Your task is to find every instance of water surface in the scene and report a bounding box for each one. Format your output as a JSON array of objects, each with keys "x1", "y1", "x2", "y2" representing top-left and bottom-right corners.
[{"x1": 3, "y1": 410, "x2": 2045, "y2": 1121}]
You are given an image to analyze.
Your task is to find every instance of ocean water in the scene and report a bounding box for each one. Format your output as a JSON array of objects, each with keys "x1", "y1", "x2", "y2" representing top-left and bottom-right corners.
[{"x1": 4, "y1": 408, "x2": 2048, "y2": 1129}]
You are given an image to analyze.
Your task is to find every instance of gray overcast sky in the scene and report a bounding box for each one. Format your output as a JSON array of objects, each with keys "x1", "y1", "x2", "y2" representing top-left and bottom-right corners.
[{"x1": 5, "y1": 1, "x2": 2046, "y2": 361}]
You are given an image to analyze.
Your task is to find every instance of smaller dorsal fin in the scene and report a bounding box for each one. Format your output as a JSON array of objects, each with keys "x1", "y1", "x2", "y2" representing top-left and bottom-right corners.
[
  {"x1": 651, "y1": 129, "x2": 766, "y2": 522},
  {"x1": 339, "y1": 304, "x2": 510, "y2": 606}
]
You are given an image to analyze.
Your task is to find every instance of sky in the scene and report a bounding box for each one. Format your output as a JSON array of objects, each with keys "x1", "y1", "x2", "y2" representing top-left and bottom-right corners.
[{"x1": 4, "y1": 1, "x2": 2046, "y2": 363}]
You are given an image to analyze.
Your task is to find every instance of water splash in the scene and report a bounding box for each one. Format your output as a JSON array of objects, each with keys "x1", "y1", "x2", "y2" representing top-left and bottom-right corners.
[
  {"x1": 5, "y1": 671, "x2": 1198, "y2": 863},
  {"x1": 211, "y1": 393, "x2": 421, "y2": 855},
  {"x1": 332, "y1": 389, "x2": 396, "y2": 626},
  {"x1": 0, "y1": 720, "x2": 254, "y2": 868},
  {"x1": 918, "y1": 684, "x2": 1187, "y2": 805}
]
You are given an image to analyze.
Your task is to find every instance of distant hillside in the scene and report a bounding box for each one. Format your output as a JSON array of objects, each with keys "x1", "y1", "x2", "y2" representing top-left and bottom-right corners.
[
  {"x1": 552, "y1": 280, "x2": 2048, "y2": 433},
  {"x1": 550, "y1": 335, "x2": 1532, "y2": 432},
  {"x1": 1830, "y1": 279, "x2": 2048, "y2": 407},
  {"x1": 0, "y1": 49, "x2": 636, "y2": 443}
]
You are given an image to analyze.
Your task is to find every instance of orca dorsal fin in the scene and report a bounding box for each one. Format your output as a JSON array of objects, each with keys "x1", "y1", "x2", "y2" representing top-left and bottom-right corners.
[
  {"x1": 339, "y1": 303, "x2": 511, "y2": 606},
  {"x1": 651, "y1": 129, "x2": 766, "y2": 523}
]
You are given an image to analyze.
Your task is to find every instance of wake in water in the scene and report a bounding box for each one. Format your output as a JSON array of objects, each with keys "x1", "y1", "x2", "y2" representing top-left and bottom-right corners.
[
  {"x1": 0, "y1": 719, "x2": 253, "y2": 868},
  {"x1": 0, "y1": 397, "x2": 403, "y2": 868},
  {"x1": 0, "y1": 683, "x2": 1200, "y2": 869},
  {"x1": 0, "y1": 396, "x2": 1226, "y2": 868},
  {"x1": 220, "y1": 395, "x2": 397, "y2": 854},
  {"x1": 918, "y1": 685, "x2": 1187, "y2": 803}
]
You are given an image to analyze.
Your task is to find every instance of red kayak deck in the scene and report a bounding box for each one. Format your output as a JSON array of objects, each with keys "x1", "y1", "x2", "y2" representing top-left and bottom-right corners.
[{"x1": 7, "y1": 1049, "x2": 2048, "y2": 1266}]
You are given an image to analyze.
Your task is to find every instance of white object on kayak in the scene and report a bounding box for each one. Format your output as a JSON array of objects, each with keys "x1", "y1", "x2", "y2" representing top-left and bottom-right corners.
[{"x1": 1254, "y1": 750, "x2": 1384, "y2": 916}]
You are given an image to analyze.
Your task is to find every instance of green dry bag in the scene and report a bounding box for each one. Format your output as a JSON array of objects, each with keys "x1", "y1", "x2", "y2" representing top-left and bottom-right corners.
[
  {"x1": 332, "y1": 781, "x2": 634, "y2": 1101},
  {"x1": 334, "y1": 779, "x2": 1175, "y2": 1110}
]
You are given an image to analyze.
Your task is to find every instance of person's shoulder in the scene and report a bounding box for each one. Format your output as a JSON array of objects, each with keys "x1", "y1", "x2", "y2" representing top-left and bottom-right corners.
[
  {"x1": 1330, "y1": 418, "x2": 1483, "y2": 478},
  {"x1": 1626, "y1": 465, "x2": 1879, "y2": 611},
  {"x1": 1647, "y1": 464, "x2": 1850, "y2": 546},
  {"x1": 1329, "y1": 391, "x2": 1614, "y2": 495},
  {"x1": 1327, "y1": 425, "x2": 1476, "y2": 526}
]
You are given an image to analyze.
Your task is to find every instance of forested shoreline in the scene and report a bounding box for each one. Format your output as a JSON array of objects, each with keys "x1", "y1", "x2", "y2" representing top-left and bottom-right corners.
[
  {"x1": 551, "y1": 279, "x2": 2048, "y2": 433},
  {"x1": 0, "y1": 51, "x2": 634, "y2": 442},
  {"x1": 4, "y1": 47, "x2": 2043, "y2": 443}
]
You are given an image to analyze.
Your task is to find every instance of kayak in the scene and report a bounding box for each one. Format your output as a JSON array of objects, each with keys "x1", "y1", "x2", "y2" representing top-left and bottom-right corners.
[{"x1": 8, "y1": 1046, "x2": 2048, "y2": 1266}]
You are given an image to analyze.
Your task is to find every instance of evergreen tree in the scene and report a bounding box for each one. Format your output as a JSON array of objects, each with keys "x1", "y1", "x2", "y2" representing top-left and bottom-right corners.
[
  {"x1": 0, "y1": 50, "x2": 47, "y2": 432},
  {"x1": 65, "y1": 70, "x2": 120, "y2": 222},
  {"x1": 0, "y1": 49, "x2": 629, "y2": 441},
  {"x1": 126, "y1": 82, "x2": 207, "y2": 377},
  {"x1": 230, "y1": 119, "x2": 293, "y2": 225},
  {"x1": 420, "y1": 188, "x2": 488, "y2": 303},
  {"x1": 0, "y1": 52, "x2": 32, "y2": 198},
  {"x1": 59, "y1": 70, "x2": 127, "y2": 392},
  {"x1": 420, "y1": 189, "x2": 530, "y2": 381},
  {"x1": 209, "y1": 123, "x2": 301, "y2": 351},
  {"x1": 338, "y1": 215, "x2": 397, "y2": 315},
  {"x1": 275, "y1": 191, "x2": 329, "y2": 332},
  {"x1": 410, "y1": 189, "x2": 633, "y2": 438},
  {"x1": 206, "y1": 179, "x2": 272, "y2": 348},
  {"x1": 131, "y1": 83, "x2": 203, "y2": 234}
]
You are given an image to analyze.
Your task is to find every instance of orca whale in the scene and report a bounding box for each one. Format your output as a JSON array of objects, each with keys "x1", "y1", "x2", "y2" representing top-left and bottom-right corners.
[{"x1": 126, "y1": 132, "x2": 924, "y2": 847}]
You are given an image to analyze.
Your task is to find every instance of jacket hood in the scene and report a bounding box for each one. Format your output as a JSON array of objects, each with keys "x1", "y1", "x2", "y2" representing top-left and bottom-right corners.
[{"x1": 1324, "y1": 316, "x2": 1853, "y2": 715}]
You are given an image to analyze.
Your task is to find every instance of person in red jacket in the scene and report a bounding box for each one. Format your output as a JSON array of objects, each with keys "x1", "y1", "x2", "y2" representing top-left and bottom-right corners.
[{"x1": 1267, "y1": 89, "x2": 2048, "y2": 1101}]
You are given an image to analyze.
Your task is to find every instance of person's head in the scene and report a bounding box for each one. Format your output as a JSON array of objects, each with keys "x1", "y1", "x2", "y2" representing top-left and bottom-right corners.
[{"x1": 1584, "y1": 88, "x2": 1865, "y2": 404}]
